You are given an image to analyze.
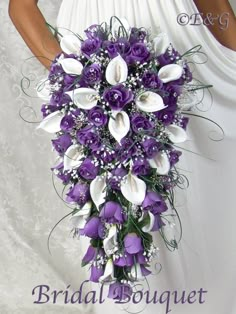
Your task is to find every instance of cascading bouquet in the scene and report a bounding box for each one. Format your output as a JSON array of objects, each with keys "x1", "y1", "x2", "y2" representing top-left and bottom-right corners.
[{"x1": 36, "y1": 17, "x2": 206, "y2": 300}]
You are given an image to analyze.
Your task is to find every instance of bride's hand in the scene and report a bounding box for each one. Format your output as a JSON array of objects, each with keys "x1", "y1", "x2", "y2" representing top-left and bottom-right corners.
[
  {"x1": 9, "y1": 0, "x2": 62, "y2": 69},
  {"x1": 193, "y1": 0, "x2": 236, "y2": 51}
]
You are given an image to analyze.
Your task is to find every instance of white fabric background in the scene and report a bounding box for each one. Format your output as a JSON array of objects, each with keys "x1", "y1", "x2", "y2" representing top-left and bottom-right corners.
[{"x1": 0, "y1": 1, "x2": 236, "y2": 314}]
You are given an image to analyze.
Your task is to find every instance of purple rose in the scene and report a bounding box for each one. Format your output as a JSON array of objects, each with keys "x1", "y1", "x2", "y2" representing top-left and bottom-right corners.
[
  {"x1": 108, "y1": 282, "x2": 133, "y2": 300},
  {"x1": 115, "y1": 38, "x2": 131, "y2": 58},
  {"x1": 129, "y1": 27, "x2": 147, "y2": 45},
  {"x1": 82, "y1": 216, "x2": 105, "y2": 239},
  {"x1": 50, "y1": 91, "x2": 71, "y2": 108},
  {"x1": 93, "y1": 146, "x2": 115, "y2": 163},
  {"x1": 126, "y1": 43, "x2": 150, "y2": 64},
  {"x1": 77, "y1": 127, "x2": 101, "y2": 151},
  {"x1": 116, "y1": 138, "x2": 137, "y2": 162},
  {"x1": 155, "y1": 107, "x2": 176, "y2": 126},
  {"x1": 51, "y1": 162, "x2": 71, "y2": 184},
  {"x1": 142, "y1": 71, "x2": 163, "y2": 89},
  {"x1": 52, "y1": 134, "x2": 72, "y2": 154},
  {"x1": 169, "y1": 150, "x2": 182, "y2": 167},
  {"x1": 132, "y1": 158, "x2": 150, "y2": 176},
  {"x1": 99, "y1": 201, "x2": 126, "y2": 224},
  {"x1": 60, "y1": 115, "x2": 75, "y2": 132},
  {"x1": 163, "y1": 84, "x2": 182, "y2": 106},
  {"x1": 103, "y1": 40, "x2": 118, "y2": 58},
  {"x1": 78, "y1": 158, "x2": 99, "y2": 180},
  {"x1": 131, "y1": 113, "x2": 154, "y2": 134},
  {"x1": 157, "y1": 47, "x2": 181, "y2": 66},
  {"x1": 90, "y1": 265, "x2": 104, "y2": 283},
  {"x1": 113, "y1": 254, "x2": 134, "y2": 267},
  {"x1": 85, "y1": 24, "x2": 107, "y2": 40},
  {"x1": 88, "y1": 107, "x2": 108, "y2": 127},
  {"x1": 82, "y1": 64, "x2": 102, "y2": 85},
  {"x1": 64, "y1": 74, "x2": 76, "y2": 86},
  {"x1": 66, "y1": 183, "x2": 90, "y2": 206},
  {"x1": 124, "y1": 233, "x2": 143, "y2": 255},
  {"x1": 81, "y1": 38, "x2": 101, "y2": 57},
  {"x1": 142, "y1": 191, "x2": 168, "y2": 214},
  {"x1": 142, "y1": 138, "x2": 161, "y2": 158},
  {"x1": 108, "y1": 166, "x2": 127, "y2": 190},
  {"x1": 103, "y1": 84, "x2": 133, "y2": 111}
]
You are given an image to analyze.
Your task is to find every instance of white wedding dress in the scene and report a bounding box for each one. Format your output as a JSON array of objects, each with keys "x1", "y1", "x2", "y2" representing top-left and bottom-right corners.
[{"x1": 57, "y1": 1, "x2": 236, "y2": 314}]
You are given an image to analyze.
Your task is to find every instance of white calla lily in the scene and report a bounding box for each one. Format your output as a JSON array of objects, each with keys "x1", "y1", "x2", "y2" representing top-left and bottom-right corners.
[
  {"x1": 152, "y1": 33, "x2": 170, "y2": 56},
  {"x1": 131, "y1": 263, "x2": 144, "y2": 281},
  {"x1": 108, "y1": 111, "x2": 130, "y2": 143},
  {"x1": 111, "y1": 17, "x2": 131, "y2": 39},
  {"x1": 64, "y1": 144, "x2": 84, "y2": 171},
  {"x1": 70, "y1": 201, "x2": 92, "y2": 229},
  {"x1": 99, "y1": 259, "x2": 115, "y2": 284},
  {"x1": 37, "y1": 110, "x2": 64, "y2": 133},
  {"x1": 36, "y1": 78, "x2": 51, "y2": 101},
  {"x1": 148, "y1": 151, "x2": 170, "y2": 175},
  {"x1": 105, "y1": 55, "x2": 128, "y2": 85},
  {"x1": 60, "y1": 34, "x2": 81, "y2": 55},
  {"x1": 166, "y1": 124, "x2": 187, "y2": 143},
  {"x1": 59, "y1": 58, "x2": 83, "y2": 75},
  {"x1": 158, "y1": 64, "x2": 183, "y2": 83},
  {"x1": 139, "y1": 211, "x2": 155, "y2": 233},
  {"x1": 66, "y1": 88, "x2": 99, "y2": 110},
  {"x1": 90, "y1": 175, "x2": 107, "y2": 209},
  {"x1": 103, "y1": 225, "x2": 118, "y2": 256},
  {"x1": 136, "y1": 91, "x2": 166, "y2": 113},
  {"x1": 121, "y1": 173, "x2": 146, "y2": 205}
]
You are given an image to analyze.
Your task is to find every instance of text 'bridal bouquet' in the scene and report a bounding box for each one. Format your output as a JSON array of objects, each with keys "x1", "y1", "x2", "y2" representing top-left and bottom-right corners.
[{"x1": 36, "y1": 17, "x2": 210, "y2": 300}]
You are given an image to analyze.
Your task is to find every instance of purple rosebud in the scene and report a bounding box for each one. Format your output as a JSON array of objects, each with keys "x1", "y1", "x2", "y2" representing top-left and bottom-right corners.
[
  {"x1": 81, "y1": 38, "x2": 101, "y2": 58},
  {"x1": 88, "y1": 107, "x2": 108, "y2": 127},
  {"x1": 142, "y1": 138, "x2": 161, "y2": 159},
  {"x1": 140, "y1": 265, "x2": 152, "y2": 276},
  {"x1": 103, "y1": 40, "x2": 118, "y2": 58},
  {"x1": 103, "y1": 84, "x2": 133, "y2": 111},
  {"x1": 60, "y1": 115, "x2": 75, "y2": 132},
  {"x1": 90, "y1": 265, "x2": 104, "y2": 283},
  {"x1": 85, "y1": 24, "x2": 107, "y2": 40},
  {"x1": 41, "y1": 104, "x2": 49, "y2": 118},
  {"x1": 142, "y1": 191, "x2": 168, "y2": 214},
  {"x1": 180, "y1": 117, "x2": 189, "y2": 130},
  {"x1": 132, "y1": 158, "x2": 150, "y2": 176},
  {"x1": 115, "y1": 38, "x2": 131, "y2": 58},
  {"x1": 131, "y1": 113, "x2": 154, "y2": 134},
  {"x1": 50, "y1": 91, "x2": 71, "y2": 108},
  {"x1": 51, "y1": 162, "x2": 71, "y2": 184},
  {"x1": 52, "y1": 134, "x2": 72, "y2": 154},
  {"x1": 93, "y1": 146, "x2": 115, "y2": 163},
  {"x1": 99, "y1": 201, "x2": 126, "y2": 224},
  {"x1": 124, "y1": 233, "x2": 143, "y2": 255},
  {"x1": 152, "y1": 215, "x2": 165, "y2": 231},
  {"x1": 78, "y1": 158, "x2": 99, "y2": 180},
  {"x1": 64, "y1": 74, "x2": 76, "y2": 86},
  {"x1": 83, "y1": 217, "x2": 104, "y2": 239},
  {"x1": 108, "y1": 282, "x2": 132, "y2": 300},
  {"x1": 142, "y1": 71, "x2": 163, "y2": 89},
  {"x1": 157, "y1": 47, "x2": 181, "y2": 66},
  {"x1": 116, "y1": 138, "x2": 137, "y2": 162},
  {"x1": 113, "y1": 253, "x2": 134, "y2": 267},
  {"x1": 66, "y1": 183, "x2": 90, "y2": 206},
  {"x1": 126, "y1": 42, "x2": 150, "y2": 64},
  {"x1": 108, "y1": 166, "x2": 128, "y2": 190},
  {"x1": 82, "y1": 64, "x2": 102, "y2": 85},
  {"x1": 82, "y1": 245, "x2": 96, "y2": 264},
  {"x1": 129, "y1": 27, "x2": 147, "y2": 45},
  {"x1": 136, "y1": 251, "x2": 146, "y2": 264},
  {"x1": 169, "y1": 150, "x2": 182, "y2": 167},
  {"x1": 154, "y1": 107, "x2": 176, "y2": 126}
]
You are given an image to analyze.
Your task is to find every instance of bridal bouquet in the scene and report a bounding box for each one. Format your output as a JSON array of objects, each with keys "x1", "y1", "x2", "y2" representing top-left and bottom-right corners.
[{"x1": 37, "y1": 17, "x2": 197, "y2": 300}]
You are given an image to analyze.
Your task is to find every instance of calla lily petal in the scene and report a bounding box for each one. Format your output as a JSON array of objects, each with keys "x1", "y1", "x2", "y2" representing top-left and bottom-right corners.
[
  {"x1": 37, "y1": 110, "x2": 64, "y2": 133},
  {"x1": 70, "y1": 201, "x2": 92, "y2": 229},
  {"x1": 148, "y1": 151, "x2": 170, "y2": 175},
  {"x1": 158, "y1": 64, "x2": 183, "y2": 83},
  {"x1": 64, "y1": 144, "x2": 84, "y2": 171},
  {"x1": 66, "y1": 88, "x2": 98, "y2": 110},
  {"x1": 121, "y1": 173, "x2": 146, "y2": 205},
  {"x1": 90, "y1": 175, "x2": 107, "y2": 209},
  {"x1": 141, "y1": 211, "x2": 156, "y2": 233},
  {"x1": 60, "y1": 34, "x2": 81, "y2": 55},
  {"x1": 59, "y1": 58, "x2": 83, "y2": 75},
  {"x1": 36, "y1": 78, "x2": 51, "y2": 101},
  {"x1": 103, "y1": 225, "x2": 118, "y2": 256},
  {"x1": 99, "y1": 259, "x2": 115, "y2": 284},
  {"x1": 166, "y1": 124, "x2": 187, "y2": 143},
  {"x1": 105, "y1": 55, "x2": 128, "y2": 85},
  {"x1": 153, "y1": 33, "x2": 170, "y2": 56},
  {"x1": 108, "y1": 111, "x2": 130, "y2": 143},
  {"x1": 136, "y1": 91, "x2": 166, "y2": 113}
]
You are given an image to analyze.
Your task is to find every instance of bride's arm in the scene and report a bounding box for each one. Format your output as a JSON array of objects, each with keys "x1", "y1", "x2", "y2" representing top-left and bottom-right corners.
[
  {"x1": 193, "y1": 0, "x2": 236, "y2": 51},
  {"x1": 9, "y1": 0, "x2": 62, "y2": 69}
]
